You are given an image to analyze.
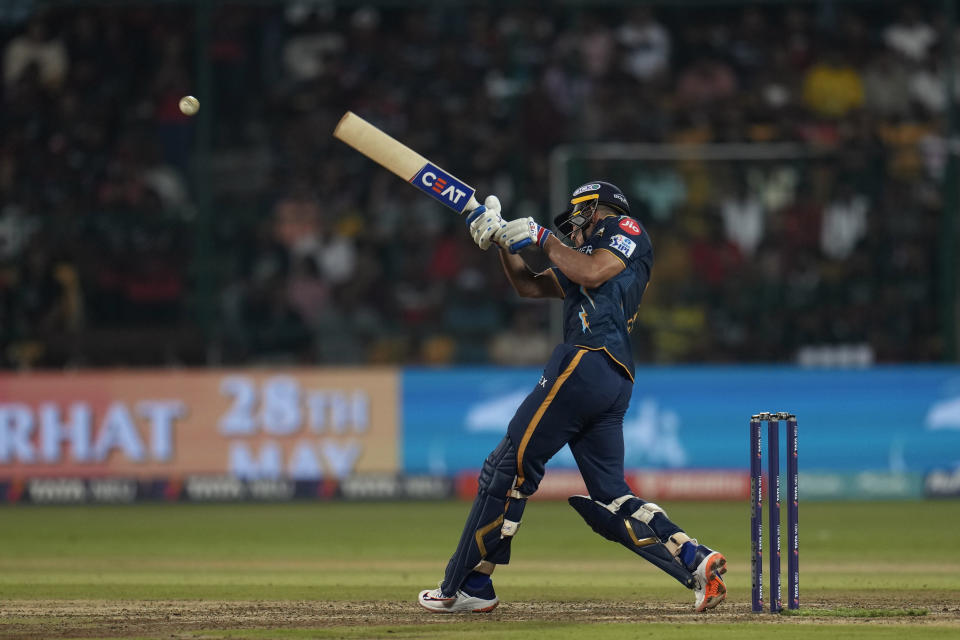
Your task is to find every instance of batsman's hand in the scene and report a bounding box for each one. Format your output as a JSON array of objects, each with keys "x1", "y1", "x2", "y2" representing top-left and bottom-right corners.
[
  {"x1": 465, "y1": 195, "x2": 506, "y2": 251},
  {"x1": 499, "y1": 217, "x2": 552, "y2": 253}
]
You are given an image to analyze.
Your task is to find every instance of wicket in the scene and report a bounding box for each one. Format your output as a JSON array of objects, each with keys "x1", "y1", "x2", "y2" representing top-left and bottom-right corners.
[{"x1": 750, "y1": 412, "x2": 799, "y2": 612}]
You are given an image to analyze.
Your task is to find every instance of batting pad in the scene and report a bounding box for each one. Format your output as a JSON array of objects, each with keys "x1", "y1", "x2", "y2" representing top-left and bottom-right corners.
[{"x1": 568, "y1": 495, "x2": 695, "y2": 588}]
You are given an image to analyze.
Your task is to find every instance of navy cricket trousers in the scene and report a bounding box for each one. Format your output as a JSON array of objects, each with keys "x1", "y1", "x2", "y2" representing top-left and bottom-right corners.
[{"x1": 507, "y1": 343, "x2": 634, "y2": 503}]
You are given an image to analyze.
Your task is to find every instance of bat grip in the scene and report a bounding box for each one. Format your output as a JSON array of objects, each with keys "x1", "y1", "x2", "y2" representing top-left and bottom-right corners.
[
  {"x1": 509, "y1": 238, "x2": 533, "y2": 253},
  {"x1": 461, "y1": 195, "x2": 481, "y2": 215}
]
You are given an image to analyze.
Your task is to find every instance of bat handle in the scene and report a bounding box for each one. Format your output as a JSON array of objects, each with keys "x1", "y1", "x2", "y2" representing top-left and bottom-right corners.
[
  {"x1": 461, "y1": 195, "x2": 481, "y2": 216},
  {"x1": 509, "y1": 238, "x2": 533, "y2": 253}
]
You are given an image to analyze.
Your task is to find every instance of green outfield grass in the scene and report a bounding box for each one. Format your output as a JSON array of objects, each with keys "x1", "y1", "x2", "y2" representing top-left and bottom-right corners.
[{"x1": 1, "y1": 500, "x2": 959, "y2": 639}]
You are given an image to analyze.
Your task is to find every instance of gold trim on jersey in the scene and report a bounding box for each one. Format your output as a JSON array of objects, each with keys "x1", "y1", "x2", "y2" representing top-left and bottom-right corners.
[
  {"x1": 544, "y1": 268, "x2": 565, "y2": 298},
  {"x1": 516, "y1": 349, "x2": 588, "y2": 487},
  {"x1": 594, "y1": 246, "x2": 628, "y2": 269},
  {"x1": 573, "y1": 345, "x2": 634, "y2": 382}
]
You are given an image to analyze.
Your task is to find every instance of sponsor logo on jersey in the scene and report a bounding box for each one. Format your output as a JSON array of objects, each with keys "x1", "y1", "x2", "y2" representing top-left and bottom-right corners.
[
  {"x1": 412, "y1": 163, "x2": 476, "y2": 213},
  {"x1": 579, "y1": 245, "x2": 594, "y2": 255},
  {"x1": 572, "y1": 183, "x2": 601, "y2": 196},
  {"x1": 609, "y1": 234, "x2": 636, "y2": 258},
  {"x1": 619, "y1": 217, "x2": 642, "y2": 235}
]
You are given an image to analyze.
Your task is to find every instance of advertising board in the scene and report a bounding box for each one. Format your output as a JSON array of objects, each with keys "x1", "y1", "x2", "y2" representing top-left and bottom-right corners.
[{"x1": 0, "y1": 369, "x2": 398, "y2": 480}]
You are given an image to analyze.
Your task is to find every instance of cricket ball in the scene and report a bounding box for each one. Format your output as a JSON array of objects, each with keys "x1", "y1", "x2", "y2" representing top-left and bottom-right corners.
[{"x1": 179, "y1": 95, "x2": 200, "y2": 116}]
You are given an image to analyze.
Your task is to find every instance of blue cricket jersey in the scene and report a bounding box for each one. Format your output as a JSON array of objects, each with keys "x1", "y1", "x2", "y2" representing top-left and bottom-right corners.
[{"x1": 549, "y1": 214, "x2": 653, "y2": 381}]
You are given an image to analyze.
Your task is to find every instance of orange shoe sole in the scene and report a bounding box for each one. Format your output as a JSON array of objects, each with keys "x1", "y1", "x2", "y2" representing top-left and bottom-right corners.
[{"x1": 697, "y1": 553, "x2": 728, "y2": 612}]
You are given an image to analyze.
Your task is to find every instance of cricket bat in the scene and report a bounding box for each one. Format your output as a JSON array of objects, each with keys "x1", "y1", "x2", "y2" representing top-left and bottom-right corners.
[{"x1": 333, "y1": 111, "x2": 480, "y2": 215}]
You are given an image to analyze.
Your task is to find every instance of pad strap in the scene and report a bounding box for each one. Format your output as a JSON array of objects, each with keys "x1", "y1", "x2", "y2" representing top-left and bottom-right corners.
[
  {"x1": 665, "y1": 532, "x2": 693, "y2": 558},
  {"x1": 629, "y1": 501, "x2": 666, "y2": 525},
  {"x1": 473, "y1": 560, "x2": 496, "y2": 575}
]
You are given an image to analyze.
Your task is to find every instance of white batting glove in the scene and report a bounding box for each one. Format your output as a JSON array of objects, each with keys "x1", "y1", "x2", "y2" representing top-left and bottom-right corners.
[
  {"x1": 497, "y1": 217, "x2": 553, "y2": 253},
  {"x1": 465, "y1": 195, "x2": 506, "y2": 251}
]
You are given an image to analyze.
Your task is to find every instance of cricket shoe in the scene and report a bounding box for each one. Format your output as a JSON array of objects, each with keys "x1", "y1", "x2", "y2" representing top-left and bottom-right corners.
[
  {"x1": 691, "y1": 545, "x2": 727, "y2": 612},
  {"x1": 417, "y1": 579, "x2": 499, "y2": 613}
]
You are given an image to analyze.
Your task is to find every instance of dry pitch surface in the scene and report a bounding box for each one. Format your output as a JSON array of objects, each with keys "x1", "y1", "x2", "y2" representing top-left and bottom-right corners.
[
  {"x1": 1, "y1": 501, "x2": 958, "y2": 639},
  {"x1": 1, "y1": 596, "x2": 958, "y2": 639}
]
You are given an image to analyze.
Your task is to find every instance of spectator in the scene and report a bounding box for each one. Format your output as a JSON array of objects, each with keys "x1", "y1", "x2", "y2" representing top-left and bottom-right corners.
[
  {"x1": 3, "y1": 16, "x2": 67, "y2": 90},
  {"x1": 862, "y1": 50, "x2": 912, "y2": 118},
  {"x1": 286, "y1": 255, "x2": 328, "y2": 328},
  {"x1": 780, "y1": 180, "x2": 822, "y2": 252},
  {"x1": 632, "y1": 168, "x2": 686, "y2": 223},
  {"x1": 883, "y1": 6, "x2": 937, "y2": 63},
  {"x1": 728, "y1": 6, "x2": 769, "y2": 83},
  {"x1": 488, "y1": 306, "x2": 552, "y2": 366},
  {"x1": 281, "y1": 6, "x2": 343, "y2": 83},
  {"x1": 747, "y1": 165, "x2": 798, "y2": 213},
  {"x1": 0, "y1": 3, "x2": 950, "y2": 367},
  {"x1": 271, "y1": 185, "x2": 322, "y2": 252},
  {"x1": 688, "y1": 212, "x2": 744, "y2": 289},
  {"x1": 782, "y1": 6, "x2": 814, "y2": 70},
  {"x1": 675, "y1": 57, "x2": 737, "y2": 108},
  {"x1": 578, "y1": 15, "x2": 614, "y2": 79},
  {"x1": 910, "y1": 52, "x2": 947, "y2": 115},
  {"x1": 720, "y1": 179, "x2": 765, "y2": 256},
  {"x1": 141, "y1": 144, "x2": 190, "y2": 209},
  {"x1": 313, "y1": 226, "x2": 357, "y2": 287},
  {"x1": 802, "y1": 49, "x2": 864, "y2": 119},
  {"x1": 821, "y1": 184, "x2": 869, "y2": 260},
  {"x1": 0, "y1": 203, "x2": 38, "y2": 261},
  {"x1": 618, "y1": 7, "x2": 670, "y2": 82}
]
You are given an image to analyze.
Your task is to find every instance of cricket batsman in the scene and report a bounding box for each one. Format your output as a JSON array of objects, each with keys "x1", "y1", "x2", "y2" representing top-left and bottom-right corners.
[{"x1": 417, "y1": 181, "x2": 727, "y2": 613}]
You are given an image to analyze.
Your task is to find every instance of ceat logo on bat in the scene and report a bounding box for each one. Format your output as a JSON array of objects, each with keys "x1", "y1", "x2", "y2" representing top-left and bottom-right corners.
[
  {"x1": 619, "y1": 217, "x2": 642, "y2": 235},
  {"x1": 412, "y1": 163, "x2": 476, "y2": 214}
]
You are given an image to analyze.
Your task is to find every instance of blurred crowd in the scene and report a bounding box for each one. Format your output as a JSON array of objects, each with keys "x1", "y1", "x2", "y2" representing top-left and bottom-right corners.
[{"x1": 0, "y1": 1, "x2": 953, "y2": 368}]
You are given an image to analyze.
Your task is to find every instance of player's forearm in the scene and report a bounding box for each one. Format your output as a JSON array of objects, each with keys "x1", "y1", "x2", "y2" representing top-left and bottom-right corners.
[
  {"x1": 498, "y1": 249, "x2": 555, "y2": 298},
  {"x1": 498, "y1": 249, "x2": 539, "y2": 296},
  {"x1": 542, "y1": 235, "x2": 605, "y2": 288}
]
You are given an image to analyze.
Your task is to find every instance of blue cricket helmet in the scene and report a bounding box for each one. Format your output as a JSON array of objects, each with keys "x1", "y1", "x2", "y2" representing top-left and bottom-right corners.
[{"x1": 553, "y1": 180, "x2": 630, "y2": 240}]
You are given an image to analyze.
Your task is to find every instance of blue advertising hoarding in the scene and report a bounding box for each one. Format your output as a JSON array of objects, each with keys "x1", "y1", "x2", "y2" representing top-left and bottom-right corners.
[{"x1": 402, "y1": 366, "x2": 960, "y2": 482}]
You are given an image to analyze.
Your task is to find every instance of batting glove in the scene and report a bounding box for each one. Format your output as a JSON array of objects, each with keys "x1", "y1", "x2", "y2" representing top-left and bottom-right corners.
[
  {"x1": 465, "y1": 195, "x2": 506, "y2": 251},
  {"x1": 498, "y1": 217, "x2": 552, "y2": 253}
]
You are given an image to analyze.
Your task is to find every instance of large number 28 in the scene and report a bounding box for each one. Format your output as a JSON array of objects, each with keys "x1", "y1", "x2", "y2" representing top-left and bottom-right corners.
[{"x1": 219, "y1": 376, "x2": 303, "y2": 435}]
